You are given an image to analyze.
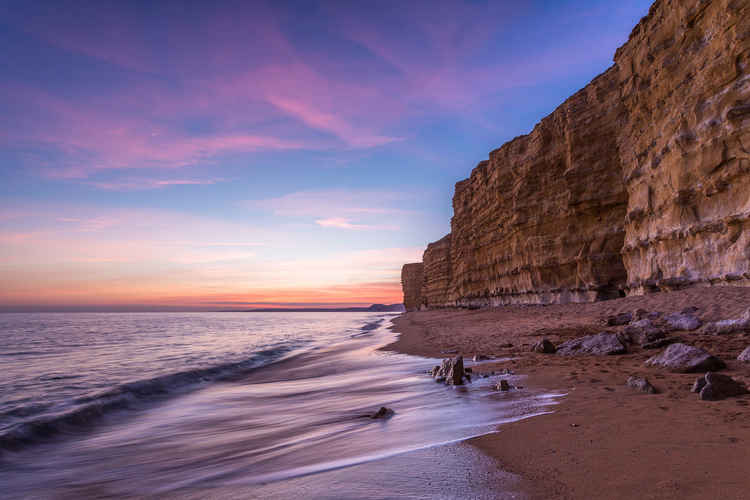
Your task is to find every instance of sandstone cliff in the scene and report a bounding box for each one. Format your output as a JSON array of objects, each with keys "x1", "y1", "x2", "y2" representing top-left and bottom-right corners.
[
  {"x1": 403, "y1": 0, "x2": 750, "y2": 309},
  {"x1": 401, "y1": 263, "x2": 424, "y2": 311},
  {"x1": 617, "y1": 0, "x2": 750, "y2": 292}
]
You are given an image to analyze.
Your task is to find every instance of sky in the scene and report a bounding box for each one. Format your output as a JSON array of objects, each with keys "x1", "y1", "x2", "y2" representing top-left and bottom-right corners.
[{"x1": 0, "y1": 0, "x2": 653, "y2": 311}]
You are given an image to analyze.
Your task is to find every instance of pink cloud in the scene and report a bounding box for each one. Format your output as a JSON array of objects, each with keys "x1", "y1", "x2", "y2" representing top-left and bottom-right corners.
[
  {"x1": 315, "y1": 217, "x2": 399, "y2": 231},
  {"x1": 267, "y1": 95, "x2": 400, "y2": 148}
]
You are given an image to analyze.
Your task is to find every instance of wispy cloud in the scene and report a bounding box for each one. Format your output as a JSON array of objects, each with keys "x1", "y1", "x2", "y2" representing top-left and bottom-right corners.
[
  {"x1": 85, "y1": 177, "x2": 224, "y2": 191},
  {"x1": 251, "y1": 189, "x2": 413, "y2": 217},
  {"x1": 315, "y1": 217, "x2": 398, "y2": 231},
  {"x1": 249, "y1": 189, "x2": 416, "y2": 231}
]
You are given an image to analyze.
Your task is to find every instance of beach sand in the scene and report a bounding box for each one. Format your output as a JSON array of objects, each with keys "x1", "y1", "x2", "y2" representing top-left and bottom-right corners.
[{"x1": 386, "y1": 287, "x2": 750, "y2": 499}]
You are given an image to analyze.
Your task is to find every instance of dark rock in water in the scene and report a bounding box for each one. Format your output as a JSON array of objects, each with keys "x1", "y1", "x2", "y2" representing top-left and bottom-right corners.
[
  {"x1": 646, "y1": 343, "x2": 725, "y2": 373},
  {"x1": 532, "y1": 339, "x2": 556, "y2": 354},
  {"x1": 556, "y1": 333, "x2": 627, "y2": 356},
  {"x1": 691, "y1": 372, "x2": 748, "y2": 401},
  {"x1": 447, "y1": 355, "x2": 465, "y2": 385},
  {"x1": 464, "y1": 367, "x2": 473, "y2": 373},
  {"x1": 623, "y1": 319, "x2": 665, "y2": 345},
  {"x1": 626, "y1": 376, "x2": 658, "y2": 394},
  {"x1": 607, "y1": 312, "x2": 633, "y2": 326},
  {"x1": 370, "y1": 407, "x2": 395, "y2": 419},
  {"x1": 431, "y1": 356, "x2": 467, "y2": 385},
  {"x1": 737, "y1": 347, "x2": 750, "y2": 362},
  {"x1": 664, "y1": 311, "x2": 702, "y2": 331},
  {"x1": 495, "y1": 379, "x2": 511, "y2": 391}
]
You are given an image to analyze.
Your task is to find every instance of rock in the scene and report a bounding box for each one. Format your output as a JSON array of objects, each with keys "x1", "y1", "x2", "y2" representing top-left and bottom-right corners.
[
  {"x1": 495, "y1": 379, "x2": 511, "y2": 391},
  {"x1": 691, "y1": 373, "x2": 748, "y2": 401},
  {"x1": 738, "y1": 347, "x2": 750, "y2": 362},
  {"x1": 691, "y1": 377, "x2": 707, "y2": 394},
  {"x1": 623, "y1": 319, "x2": 665, "y2": 345},
  {"x1": 663, "y1": 312, "x2": 702, "y2": 332},
  {"x1": 642, "y1": 337, "x2": 680, "y2": 350},
  {"x1": 633, "y1": 308, "x2": 649, "y2": 320},
  {"x1": 370, "y1": 407, "x2": 395, "y2": 419},
  {"x1": 431, "y1": 356, "x2": 467, "y2": 385},
  {"x1": 531, "y1": 339, "x2": 556, "y2": 354},
  {"x1": 447, "y1": 355, "x2": 464, "y2": 385},
  {"x1": 607, "y1": 312, "x2": 633, "y2": 326},
  {"x1": 645, "y1": 343, "x2": 726, "y2": 373},
  {"x1": 556, "y1": 333, "x2": 627, "y2": 356},
  {"x1": 705, "y1": 309, "x2": 750, "y2": 335},
  {"x1": 646, "y1": 312, "x2": 663, "y2": 321},
  {"x1": 400, "y1": 263, "x2": 424, "y2": 311},
  {"x1": 626, "y1": 376, "x2": 658, "y2": 394}
]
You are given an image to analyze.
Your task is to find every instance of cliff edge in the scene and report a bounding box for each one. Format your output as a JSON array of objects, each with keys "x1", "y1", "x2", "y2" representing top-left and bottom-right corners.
[{"x1": 403, "y1": 0, "x2": 750, "y2": 310}]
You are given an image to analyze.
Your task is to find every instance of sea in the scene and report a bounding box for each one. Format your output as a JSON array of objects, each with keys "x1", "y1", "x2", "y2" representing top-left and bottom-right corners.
[{"x1": 0, "y1": 312, "x2": 562, "y2": 499}]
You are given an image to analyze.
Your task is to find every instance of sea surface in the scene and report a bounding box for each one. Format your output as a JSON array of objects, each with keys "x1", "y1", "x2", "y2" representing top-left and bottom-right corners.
[{"x1": 0, "y1": 312, "x2": 562, "y2": 499}]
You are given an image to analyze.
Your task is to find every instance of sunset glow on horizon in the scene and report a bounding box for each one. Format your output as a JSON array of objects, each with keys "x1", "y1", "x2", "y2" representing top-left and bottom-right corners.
[{"x1": 0, "y1": 0, "x2": 652, "y2": 311}]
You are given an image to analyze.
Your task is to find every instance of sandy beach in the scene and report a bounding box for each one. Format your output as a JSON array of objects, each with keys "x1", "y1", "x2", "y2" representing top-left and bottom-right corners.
[{"x1": 386, "y1": 287, "x2": 750, "y2": 499}]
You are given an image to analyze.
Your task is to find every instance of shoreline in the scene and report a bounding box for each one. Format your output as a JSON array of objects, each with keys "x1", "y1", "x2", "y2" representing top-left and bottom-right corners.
[{"x1": 385, "y1": 287, "x2": 750, "y2": 499}]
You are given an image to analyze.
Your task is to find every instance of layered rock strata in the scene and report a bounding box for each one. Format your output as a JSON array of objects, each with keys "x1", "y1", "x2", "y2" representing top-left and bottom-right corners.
[
  {"x1": 401, "y1": 263, "x2": 424, "y2": 312},
  {"x1": 420, "y1": 234, "x2": 453, "y2": 307},
  {"x1": 402, "y1": 0, "x2": 750, "y2": 309},
  {"x1": 617, "y1": 0, "x2": 750, "y2": 292}
]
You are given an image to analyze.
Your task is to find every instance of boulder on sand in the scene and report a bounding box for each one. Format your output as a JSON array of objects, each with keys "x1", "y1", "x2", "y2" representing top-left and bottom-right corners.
[
  {"x1": 531, "y1": 339, "x2": 556, "y2": 354},
  {"x1": 606, "y1": 312, "x2": 633, "y2": 326},
  {"x1": 663, "y1": 310, "x2": 702, "y2": 331},
  {"x1": 556, "y1": 333, "x2": 627, "y2": 356},
  {"x1": 623, "y1": 319, "x2": 665, "y2": 345},
  {"x1": 691, "y1": 372, "x2": 748, "y2": 401},
  {"x1": 705, "y1": 308, "x2": 750, "y2": 335},
  {"x1": 646, "y1": 343, "x2": 725, "y2": 373},
  {"x1": 626, "y1": 376, "x2": 658, "y2": 394}
]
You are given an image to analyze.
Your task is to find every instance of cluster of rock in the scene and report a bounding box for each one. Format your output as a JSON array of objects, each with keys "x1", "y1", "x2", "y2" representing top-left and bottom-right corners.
[
  {"x1": 428, "y1": 355, "x2": 519, "y2": 393},
  {"x1": 402, "y1": 0, "x2": 750, "y2": 310}
]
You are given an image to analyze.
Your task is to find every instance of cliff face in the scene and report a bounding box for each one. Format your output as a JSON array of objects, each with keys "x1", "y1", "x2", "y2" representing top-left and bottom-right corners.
[
  {"x1": 421, "y1": 234, "x2": 453, "y2": 307},
  {"x1": 402, "y1": 0, "x2": 750, "y2": 309},
  {"x1": 401, "y1": 263, "x2": 424, "y2": 311},
  {"x1": 449, "y1": 66, "x2": 628, "y2": 306},
  {"x1": 617, "y1": 0, "x2": 750, "y2": 292}
]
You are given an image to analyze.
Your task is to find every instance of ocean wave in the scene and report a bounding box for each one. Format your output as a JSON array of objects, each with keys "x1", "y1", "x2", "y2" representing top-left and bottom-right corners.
[
  {"x1": 350, "y1": 318, "x2": 385, "y2": 337},
  {"x1": 0, "y1": 343, "x2": 301, "y2": 455}
]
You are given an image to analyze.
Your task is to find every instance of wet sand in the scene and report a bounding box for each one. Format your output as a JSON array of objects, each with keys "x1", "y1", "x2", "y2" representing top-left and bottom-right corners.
[{"x1": 386, "y1": 287, "x2": 750, "y2": 499}]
